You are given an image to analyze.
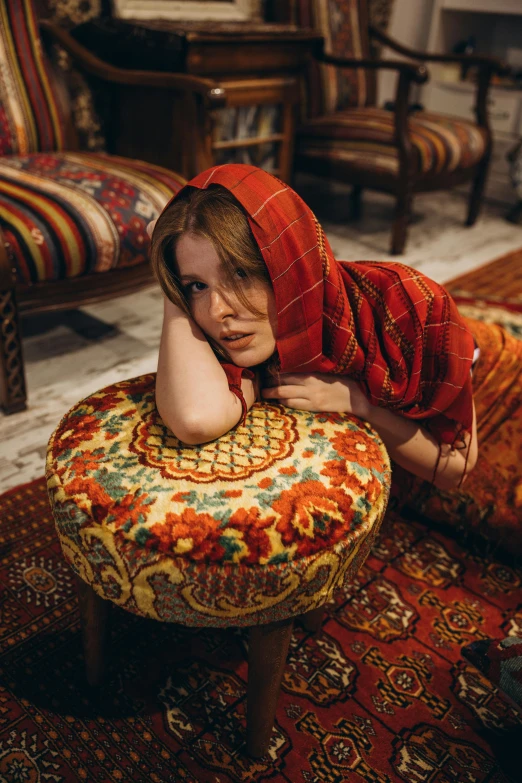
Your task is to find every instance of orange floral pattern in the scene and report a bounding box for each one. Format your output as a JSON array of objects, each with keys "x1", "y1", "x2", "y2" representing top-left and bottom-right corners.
[
  {"x1": 46, "y1": 374, "x2": 391, "y2": 626},
  {"x1": 330, "y1": 426, "x2": 387, "y2": 470},
  {"x1": 273, "y1": 481, "x2": 356, "y2": 554}
]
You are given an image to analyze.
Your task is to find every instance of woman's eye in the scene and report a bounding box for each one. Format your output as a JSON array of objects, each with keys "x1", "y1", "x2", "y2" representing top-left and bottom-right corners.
[
  {"x1": 184, "y1": 281, "x2": 206, "y2": 294},
  {"x1": 235, "y1": 268, "x2": 248, "y2": 280}
]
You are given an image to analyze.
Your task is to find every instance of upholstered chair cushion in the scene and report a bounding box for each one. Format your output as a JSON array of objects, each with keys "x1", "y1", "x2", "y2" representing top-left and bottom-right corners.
[
  {"x1": 46, "y1": 374, "x2": 391, "y2": 628},
  {"x1": 298, "y1": 108, "x2": 487, "y2": 176},
  {"x1": 297, "y1": 0, "x2": 373, "y2": 117},
  {"x1": 0, "y1": 153, "x2": 185, "y2": 284},
  {"x1": 0, "y1": 0, "x2": 69, "y2": 155}
]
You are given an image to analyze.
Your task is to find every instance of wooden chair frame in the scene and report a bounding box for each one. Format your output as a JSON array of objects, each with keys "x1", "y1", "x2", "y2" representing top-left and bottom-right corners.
[
  {"x1": 0, "y1": 22, "x2": 226, "y2": 414},
  {"x1": 296, "y1": 28, "x2": 509, "y2": 255}
]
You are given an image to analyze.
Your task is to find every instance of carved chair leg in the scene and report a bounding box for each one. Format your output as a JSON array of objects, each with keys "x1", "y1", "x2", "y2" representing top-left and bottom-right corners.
[
  {"x1": 391, "y1": 190, "x2": 413, "y2": 255},
  {"x1": 0, "y1": 287, "x2": 26, "y2": 414},
  {"x1": 466, "y1": 156, "x2": 490, "y2": 227},
  {"x1": 75, "y1": 575, "x2": 109, "y2": 687},
  {"x1": 247, "y1": 619, "x2": 293, "y2": 758},
  {"x1": 299, "y1": 605, "x2": 325, "y2": 633},
  {"x1": 350, "y1": 185, "x2": 363, "y2": 220}
]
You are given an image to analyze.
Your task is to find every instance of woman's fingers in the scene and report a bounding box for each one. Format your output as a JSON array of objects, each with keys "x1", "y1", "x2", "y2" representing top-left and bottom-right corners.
[
  {"x1": 261, "y1": 385, "x2": 314, "y2": 410},
  {"x1": 272, "y1": 398, "x2": 312, "y2": 411},
  {"x1": 261, "y1": 385, "x2": 306, "y2": 399},
  {"x1": 276, "y1": 373, "x2": 311, "y2": 385}
]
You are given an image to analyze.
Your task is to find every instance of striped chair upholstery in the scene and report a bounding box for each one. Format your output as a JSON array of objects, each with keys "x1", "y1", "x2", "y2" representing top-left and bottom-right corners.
[
  {"x1": 297, "y1": 0, "x2": 373, "y2": 117},
  {"x1": 0, "y1": 0, "x2": 68, "y2": 155},
  {"x1": 0, "y1": 153, "x2": 184, "y2": 284},
  {"x1": 295, "y1": 0, "x2": 494, "y2": 256},
  {"x1": 0, "y1": 0, "x2": 184, "y2": 284},
  {"x1": 298, "y1": 107, "x2": 488, "y2": 176}
]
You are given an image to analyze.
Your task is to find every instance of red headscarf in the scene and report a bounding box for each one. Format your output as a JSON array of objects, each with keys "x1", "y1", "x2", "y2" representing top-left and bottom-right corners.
[{"x1": 168, "y1": 164, "x2": 474, "y2": 447}]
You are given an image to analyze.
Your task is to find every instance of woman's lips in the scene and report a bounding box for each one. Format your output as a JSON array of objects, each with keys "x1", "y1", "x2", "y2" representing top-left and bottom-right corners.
[{"x1": 221, "y1": 334, "x2": 254, "y2": 350}]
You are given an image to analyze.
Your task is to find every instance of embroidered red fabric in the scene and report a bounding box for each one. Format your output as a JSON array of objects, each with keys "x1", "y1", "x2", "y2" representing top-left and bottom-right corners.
[
  {"x1": 220, "y1": 363, "x2": 255, "y2": 425},
  {"x1": 166, "y1": 164, "x2": 474, "y2": 446}
]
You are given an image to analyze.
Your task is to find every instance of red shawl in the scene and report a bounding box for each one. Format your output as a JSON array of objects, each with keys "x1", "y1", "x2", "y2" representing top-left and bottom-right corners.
[{"x1": 171, "y1": 164, "x2": 475, "y2": 446}]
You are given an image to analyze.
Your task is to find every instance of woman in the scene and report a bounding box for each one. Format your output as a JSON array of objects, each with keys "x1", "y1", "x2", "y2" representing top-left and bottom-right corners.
[{"x1": 150, "y1": 164, "x2": 478, "y2": 492}]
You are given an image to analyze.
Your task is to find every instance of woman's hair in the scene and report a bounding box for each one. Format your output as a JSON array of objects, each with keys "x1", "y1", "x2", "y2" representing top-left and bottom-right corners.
[{"x1": 150, "y1": 184, "x2": 271, "y2": 319}]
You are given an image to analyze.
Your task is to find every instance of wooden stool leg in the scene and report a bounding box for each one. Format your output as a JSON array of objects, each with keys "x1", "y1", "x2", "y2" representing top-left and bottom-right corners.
[
  {"x1": 75, "y1": 575, "x2": 109, "y2": 687},
  {"x1": 247, "y1": 619, "x2": 293, "y2": 758},
  {"x1": 300, "y1": 605, "x2": 325, "y2": 633}
]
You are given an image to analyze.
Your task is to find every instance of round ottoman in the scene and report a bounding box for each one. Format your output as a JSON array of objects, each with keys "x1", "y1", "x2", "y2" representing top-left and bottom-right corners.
[{"x1": 46, "y1": 373, "x2": 391, "y2": 756}]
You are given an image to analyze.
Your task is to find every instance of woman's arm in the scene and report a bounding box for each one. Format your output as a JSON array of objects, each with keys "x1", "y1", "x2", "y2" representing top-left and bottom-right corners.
[
  {"x1": 261, "y1": 373, "x2": 478, "y2": 490},
  {"x1": 156, "y1": 297, "x2": 256, "y2": 444},
  {"x1": 362, "y1": 400, "x2": 478, "y2": 490}
]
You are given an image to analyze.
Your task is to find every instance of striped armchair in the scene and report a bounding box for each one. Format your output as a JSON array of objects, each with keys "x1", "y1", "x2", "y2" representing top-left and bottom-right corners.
[
  {"x1": 0, "y1": 0, "x2": 223, "y2": 414},
  {"x1": 294, "y1": 0, "x2": 508, "y2": 254}
]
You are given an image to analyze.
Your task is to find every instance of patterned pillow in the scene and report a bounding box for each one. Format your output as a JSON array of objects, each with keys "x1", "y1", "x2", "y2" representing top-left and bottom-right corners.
[
  {"x1": 462, "y1": 637, "x2": 522, "y2": 709},
  {"x1": 296, "y1": 0, "x2": 372, "y2": 118}
]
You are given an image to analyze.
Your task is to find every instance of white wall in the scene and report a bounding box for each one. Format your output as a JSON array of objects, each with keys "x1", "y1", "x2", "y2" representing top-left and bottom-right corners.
[
  {"x1": 377, "y1": 0, "x2": 435, "y2": 106},
  {"x1": 491, "y1": 14, "x2": 522, "y2": 63}
]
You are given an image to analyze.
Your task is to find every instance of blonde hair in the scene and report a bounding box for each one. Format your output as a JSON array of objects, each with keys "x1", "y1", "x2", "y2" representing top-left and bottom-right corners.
[{"x1": 150, "y1": 184, "x2": 271, "y2": 319}]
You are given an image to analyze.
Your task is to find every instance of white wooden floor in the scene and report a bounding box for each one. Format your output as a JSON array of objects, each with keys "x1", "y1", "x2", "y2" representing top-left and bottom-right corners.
[{"x1": 1, "y1": 183, "x2": 521, "y2": 494}]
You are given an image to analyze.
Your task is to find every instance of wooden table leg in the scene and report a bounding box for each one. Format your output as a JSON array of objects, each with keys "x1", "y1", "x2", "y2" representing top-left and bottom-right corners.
[
  {"x1": 247, "y1": 619, "x2": 293, "y2": 758},
  {"x1": 75, "y1": 575, "x2": 109, "y2": 687},
  {"x1": 300, "y1": 605, "x2": 325, "y2": 633}
]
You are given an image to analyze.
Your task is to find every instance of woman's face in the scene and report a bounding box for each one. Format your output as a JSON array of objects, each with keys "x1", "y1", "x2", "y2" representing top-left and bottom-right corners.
[{"x1": 175, "y1": 232, "x2": 277, "y2": 367}]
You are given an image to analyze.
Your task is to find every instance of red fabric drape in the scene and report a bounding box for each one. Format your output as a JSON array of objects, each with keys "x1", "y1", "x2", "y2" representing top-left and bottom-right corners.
[{"x1": 166, "y1": 164, "x2": 474, "y2": 446}]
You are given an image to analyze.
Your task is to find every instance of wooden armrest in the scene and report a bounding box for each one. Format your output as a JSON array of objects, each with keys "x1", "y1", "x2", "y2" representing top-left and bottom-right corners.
[
  {"x1": 369, "y1": 26, "x2": 510, "y2": 76},
  {"x1": 316, "y1": 43, "x2": 428, "y2": 85},
  {"x1": 39, "y1": 21, "x2": 227, "y2": 108}
]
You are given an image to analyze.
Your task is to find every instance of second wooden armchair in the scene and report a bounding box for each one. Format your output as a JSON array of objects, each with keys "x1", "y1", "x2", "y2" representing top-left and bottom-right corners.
[{"x1": 294, "y1": 0, "x2": 509, "y2": 254}]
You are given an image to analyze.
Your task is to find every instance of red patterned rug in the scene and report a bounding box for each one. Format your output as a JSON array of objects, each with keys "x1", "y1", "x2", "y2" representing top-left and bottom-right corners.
[
  {"x1": 446, "y1": 247, "x2": 522, "y2": 307},
  {"x1": 1, "y1": 252, "x2": 522, "y2": 783},
  {"x1": 446, "y1": 248, "x2": 522, "y2": 332}
]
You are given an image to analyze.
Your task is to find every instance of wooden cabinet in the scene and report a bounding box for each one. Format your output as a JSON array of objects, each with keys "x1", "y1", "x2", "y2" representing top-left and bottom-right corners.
[
  {"x1": 89, "y1": 20, "x2": 321, "y2": 181},
  {"x1": 176, "y1": 23, "x2": 321, "y2": 181}
]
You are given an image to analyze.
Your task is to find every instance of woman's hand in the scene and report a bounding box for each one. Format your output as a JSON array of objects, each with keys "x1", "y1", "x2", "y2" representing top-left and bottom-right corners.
[
  {"x1": 163, "y1": 294, "x2": 188, "y2": 321},
  {"x1": 261, "y1": 373, "x2": 371, "y2": 419},
  {"x1": 262, "y1": 372, "x2": 478, "y2": 490}
]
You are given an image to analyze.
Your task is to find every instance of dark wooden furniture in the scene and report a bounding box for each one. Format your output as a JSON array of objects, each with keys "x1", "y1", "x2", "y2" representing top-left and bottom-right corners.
[
  {"x1": 40, "y1": 21, "x2": 227, "y2": 180},
  {"x1": 0, "y1": 1, "x2": 224, "y2": 415},
  {"x1": 177, "y1": 22, "x2": 321, "y2": 181},
  {"x1": 293, "y1": 0, "x2": 510, "y2": 254},
  {"x1": 69, "y1": 19, "x2": 322, "y2": 183}
]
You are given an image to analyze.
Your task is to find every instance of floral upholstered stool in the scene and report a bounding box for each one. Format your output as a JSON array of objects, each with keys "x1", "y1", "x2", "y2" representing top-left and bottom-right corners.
[{"x1": 46, "y1": 373, "x2": 391, "y2": 757}]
